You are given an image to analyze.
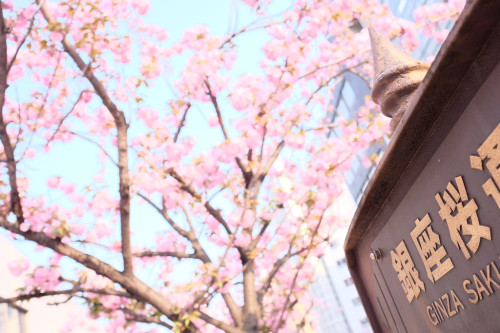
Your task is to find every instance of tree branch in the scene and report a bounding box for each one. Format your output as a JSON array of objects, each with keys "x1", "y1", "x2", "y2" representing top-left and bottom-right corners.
[
  {"x1": 173, "y1": 102, "x2": 191, "y2": 143},
  {"x1": 47, "y1": 90, "x2": 94, "y2": 144},
  {"x1": 120, "y1": 308, "x2": 173, "y2": 329},
  {"x1": 138, "y1": 195, "x2": 243, "y2": 325},
  {"x1": 36, "y1": 0, "x2": 133, "y2": 275},
  {"x1": 0, "y1": 3, "x2": 23, "y2": 222},
  {"x1": 137, "y1": 193, "x2": 214, "y2": 264},
  {"x1": 273, "y1": 211, "x2": 327, "y2": 331},
  {"x1": 258, "y1": 140, "x2": 284, "y2": 180},
  {"x1": 305, "y1": 60, "x2": 368, "y2": 105},
  {"x1": 199, "y1": 311, "x2": 240, "y2": 333},
  {"x1": 257, "y1": 244, "x2": 311, "y2": 303},
  {"x1": 134, "y1": 250, "x2": 200, "y2": 260},
  {"x1": 0, "y1": 288, "x2": 132, "y2": 304},
  {"x1": 219, "y1": 20, "x2": 284, "y2": 49},
  {"x1": 136, "y1": 192, "x2": 213, "y2": 264},
  {"x1": 0, "y1": 216, "x2": 177, "y2": 318},
  {"x1": 167, "y1": 169, "x2": 232, "y2": 235},
  {"x1": 204, "y1": 79, "x2": 252, "y2": 187},
  {"x1": 6, "y1": 8, "x2": 37, "y2": 74},
  {"x1": 63, "y1": 130, "x2": 117, "y2": 166},
  {"x1": 137, "y1": 192, "x2": 191, "y2": 239},
  {"x1": 297, "y1": 56, "x2": 350, "y2": 80},
  {"x1": 205, "y1": 80, "x2": 229, "y2": 140}
]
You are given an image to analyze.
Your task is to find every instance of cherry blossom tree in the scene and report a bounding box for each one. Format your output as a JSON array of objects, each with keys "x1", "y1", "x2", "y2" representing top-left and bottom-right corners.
[{"x1": 0, "y1": 0, "x2": 464, "y2": 332}]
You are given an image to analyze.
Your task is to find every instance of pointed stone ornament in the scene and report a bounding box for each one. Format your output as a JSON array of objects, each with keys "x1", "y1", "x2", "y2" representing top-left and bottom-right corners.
[{"x1": 369, "y1": 28, "x2": 429, "y2": 132}]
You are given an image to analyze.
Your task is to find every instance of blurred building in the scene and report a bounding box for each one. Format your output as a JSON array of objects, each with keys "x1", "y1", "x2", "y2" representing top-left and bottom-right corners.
[
  {"x1": 311, "y1": 0, "x2": 454, "y2": 332},
  {"x1": 311, "y1": 228, "x2": 371, "y2": 333},
  {"x1": 0, "y1": 301, "x2": 26, "y2": 333}
]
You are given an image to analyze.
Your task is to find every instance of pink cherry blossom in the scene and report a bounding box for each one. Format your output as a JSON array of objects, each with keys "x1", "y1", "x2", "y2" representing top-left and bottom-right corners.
[
  {"x1": 137, "y1": 106, "x2": 159, "y2": 128},
  {"x1": 8, "y1": 65, "x2": 25, "y2": 82},
  {"x1": 130, "y1": 0, "x2": 151, "y2": 15},
  {"x1": 242, "y1": 0, "x2": 258, "y2": 7},
  {"x1": 234, "y1": 232, "x2": 252, "y2": 247},
  {"x1": 8, "y1": 259, "x2": 30, "y2": 276},
  {"x1": 27, "y1": 267, "x2": 61, "y2": 291},
  {"x1": 47, "y1": 177, "x2": 60, "y2": 189}
]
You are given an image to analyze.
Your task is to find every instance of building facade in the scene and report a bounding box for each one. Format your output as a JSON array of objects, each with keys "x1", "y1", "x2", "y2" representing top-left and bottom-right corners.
[{"x1": 311, "y1": 228, "x2": 371, "y2": 333}]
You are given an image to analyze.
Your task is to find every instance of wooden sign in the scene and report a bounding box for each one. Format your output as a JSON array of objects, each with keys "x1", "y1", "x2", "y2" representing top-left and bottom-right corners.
[{"x1": 372, "y1": 99, "x2": 500, "y2": 332}]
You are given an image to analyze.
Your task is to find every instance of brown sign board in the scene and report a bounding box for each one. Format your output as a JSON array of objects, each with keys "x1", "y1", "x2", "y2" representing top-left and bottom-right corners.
[{"x1": 344, "y1": 1, "x2": 500, "y2": 332}]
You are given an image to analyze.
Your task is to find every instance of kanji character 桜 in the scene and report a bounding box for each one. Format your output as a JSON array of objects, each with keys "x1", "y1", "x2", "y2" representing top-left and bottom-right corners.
[{"x1": 435, "y1": 176, "x2": 491, "y2": 260}]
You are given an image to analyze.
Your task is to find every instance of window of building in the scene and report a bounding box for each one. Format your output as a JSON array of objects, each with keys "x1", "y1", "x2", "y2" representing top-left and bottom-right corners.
[
  {"x1": 345, "y1": 169, "x2": 355, "y2": 185},
  {"x1": 361, "y1": 317, "x2": 369, "y2": 326},
  {"x1": 352, "y1": 297, "x2": 361, "y2": 306},
  {"x1": 351, "y1": 155, "x2": 361, "y2": 173},
  {"x1": 344, "y1": 277, "x2": 354, "y2": 286},
  {"x1": 342, "y1": 80, "x2": 356, "y2": 107},
  {"x1": 336, "y1": 258, "x2": 346, "y2": 266}
]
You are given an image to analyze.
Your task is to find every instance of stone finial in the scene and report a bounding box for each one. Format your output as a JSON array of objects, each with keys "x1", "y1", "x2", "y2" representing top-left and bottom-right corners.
[{"x1": 369, "y1": 28, "x2": 429, "y2": 132}]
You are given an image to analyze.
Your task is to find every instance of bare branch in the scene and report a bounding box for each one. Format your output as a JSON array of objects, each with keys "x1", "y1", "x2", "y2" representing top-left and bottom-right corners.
[
  {"x1": 4, "y1": 288, "x2": 172, "y2": 330},
  {"x1": 120, "y1": 308, "x2": 173, "y2": 329},
  {"x1": 46, "y1": 295, "x2": 73, "y2": 306}
]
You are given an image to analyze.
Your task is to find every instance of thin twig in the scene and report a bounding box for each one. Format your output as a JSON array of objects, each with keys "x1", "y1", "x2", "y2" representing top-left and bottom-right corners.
[
  {"x1": 305, "y1": 60, "x2": 368, "y2": 105},
  {"x1": 6, "y1": 10, "x2": 37, "y2": 74},
  {"x1": 46, "y1": 89, "x2": 94, "y2": 144},
  {"x1": 62, "y1": 130, "x2": 118, "y2": 166},
  {"x1": 204, "y1": 80, "x2": 229, "y2": 140},
  {"x1": 173, "y1": 102, "x2": 191, "y2": 143},
  {"x1": 273, "y1": 210, "x2": 327, "y2": 331}
]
